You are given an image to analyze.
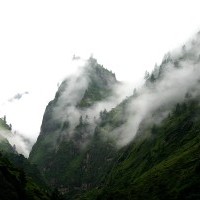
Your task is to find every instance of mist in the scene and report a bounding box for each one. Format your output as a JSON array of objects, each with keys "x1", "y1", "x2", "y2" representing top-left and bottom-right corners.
[
  {"x1": 2, "y1": 34, "x2": 200, "y2": 156},
  {"x1": 43, "y1": 33, "x2": 200, "y2": 150},
  {"x1": 50, "y1": 58, "x2": 134, "y2": 141},
  {"x1": 111, "y1": 33, "x2": 200, "y2": 146},
  {"x1": 8, "y1": 91, "x2": 29, "y2": 102},
  {"x1": 0, "y1": 129, "x2": 33, "y2": 157}
]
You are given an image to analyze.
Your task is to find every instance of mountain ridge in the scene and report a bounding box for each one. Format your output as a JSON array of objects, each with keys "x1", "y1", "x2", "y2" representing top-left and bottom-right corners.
[
  {"x1": 29, "y1": 57, "x2": 120, "y2": 198},
  {"x1": 21, "y1": 32, "x2": 200, "y2": 199}
]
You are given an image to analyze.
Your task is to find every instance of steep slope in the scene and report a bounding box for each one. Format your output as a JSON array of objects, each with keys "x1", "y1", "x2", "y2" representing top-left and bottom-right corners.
[
  {"x1": 6, "y1": 153, "x2": 48, "y2": 190},
  {"x1": 0, "y1": 118, "x2": 54, "y2": 200},
  {"x1": 0, "y1": 138, "x2": 14, "y2": 153},
  {"x1": 80, "y1": 34, "x2": 200, "y2": 199},
  {"x1": 29, "y1": 57, "x2": 119, "y2": 197},
  {"x1": 0, "y1": 116, "x2": 47, "y2": 189},
  {"x1": 0, "y1": 151, "x2": 53, "y2": 200},
  {"x1": 0, "y1": 117, "x2": 15, "y2": 153},
  {"x1": 84, "y1": 100, "x2": 200, "y2": 200},
  {"x1": 30, "y1": 33, "x2": 200, "y2": 199}
]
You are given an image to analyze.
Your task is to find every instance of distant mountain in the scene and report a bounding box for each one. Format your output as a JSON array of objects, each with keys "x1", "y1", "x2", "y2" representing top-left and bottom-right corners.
[
  {"x1": 0, "y1": 117, "x2": 56, "y2": 199},
  {"x1": 0, "y1": 117, "x2": 16, "y2": 154}
]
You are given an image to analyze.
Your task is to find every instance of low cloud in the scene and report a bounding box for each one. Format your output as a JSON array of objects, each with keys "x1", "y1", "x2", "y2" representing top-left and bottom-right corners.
[
  {"x1": 8, "y1": 91, "x2": 29, "y2": 102},
  {"x1": 111, "y1": 33, "x2": 200, "y2": 146},
  {"x1": 50, "y1": 58, "x2": 133, "y2": 143},
  {"x1": 0, "y1": 129, "x2": 33, "y2": 157},
  {"x1": 48, "y1": 38, "x2": 200, "y2": 149}
]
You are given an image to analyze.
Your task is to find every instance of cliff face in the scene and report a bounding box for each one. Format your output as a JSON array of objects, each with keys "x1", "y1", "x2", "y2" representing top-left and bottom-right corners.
[{"x1": 29, "y1": 58, "x2": 119, "y2": 197}]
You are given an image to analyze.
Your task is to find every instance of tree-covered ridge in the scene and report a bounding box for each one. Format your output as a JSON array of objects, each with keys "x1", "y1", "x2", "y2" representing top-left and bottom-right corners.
[
  {"x1": 0, "y1": 116, "x2": 58, "y2": 199},
  {"x1": 0, "y1": 138, "x2": 14, "y2": 154},
  {"x1": 29, "y1": 33, "x2": 200, "y2": 199},
  {"x1": 0, "y1": 116, "x2": 12, "y2": 130},
  {"x1": 29, "y1": 57, "x2": 120, "y2": 198},
  {"x1": 82, "y1": 100, "x2": 200, "y2": 200},
  {"x1": 0, "y1": 117, "x2": 15, "y2": 154},
  {"x1": 0, "y1": 151, "x2": 53, "y2": 200}
]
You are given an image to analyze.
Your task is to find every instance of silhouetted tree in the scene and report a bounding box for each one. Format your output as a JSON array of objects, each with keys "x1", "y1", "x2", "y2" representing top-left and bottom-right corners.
[
  {"x1": 79, "y1": 116, "x2": 83, "y2": 125},
  {"x1": 150, "y1": 74, "x2": 156, "y2": 82},
  {"x1": 3, "y1": 115, "x2": 6, "y2": 123},
  {"x1": 133, "y1": 88, "x2": 137, "y2": 96},
  {"x1": 174, "y1": 103, "x2": 181, "y2": 115},
  {"x1": 144, "y1": 71, "x2": 150, "y2": 80},
  {"x1": 9, "y1": 124, "x2": 12, "y2": 130}
]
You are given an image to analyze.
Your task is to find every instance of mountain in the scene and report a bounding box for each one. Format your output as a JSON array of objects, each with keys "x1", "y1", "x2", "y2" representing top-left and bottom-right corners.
[
  {"x1": 0, "y1": 116, "x2": 56, "y2": 199},
  {"x1": 29, "y1": 57, "x2": 119, "y2": 198},
  {"x1": 0, "y1": 151, "x2": 53, "y2": 200},
  {"x1": 0, "y1": 117, "x2": 16, "y2": 154},
  {"x1": 80, "y1": 34, "x2": 200, "y2": 199},
  {"x1": 27, "y1": 33, "x2": 200, "y2": 199},
  {"x1": 82, "y1": 100, "x2": 200, "y2": 200}
]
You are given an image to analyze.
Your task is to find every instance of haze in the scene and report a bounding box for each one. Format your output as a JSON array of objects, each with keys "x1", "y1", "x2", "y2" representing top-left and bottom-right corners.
[{"x1": 0, "y1": 0, "x2": 200, "y2": 143}]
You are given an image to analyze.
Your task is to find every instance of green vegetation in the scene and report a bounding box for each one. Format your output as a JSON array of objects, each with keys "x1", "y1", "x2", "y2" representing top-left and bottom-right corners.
[
  {"x1": 0, "y1": 115, "x2": 65, "y2": 199},
  {"x1": 29, "y1": 58, "x2": 119, "y2": 199},
  {"x1": 0, "y1": 151, "x2": 52, "y2": 200},
  {"x1": 0, "y1": 117, "x2": 15, "y2": 154},
  {"x1": 82, "y1": 101, "x2": 200, "y2": 200},
  {"x1": 30, "y1": 118, "x2": 118, "y2": 199},
  {"x1": 5, "y1": 54, "x2": 200, "y2": 200},
  {"x1": 0, "y1": 116, "x2": 12, "y2": 130},
  {"x1": 0, "y1": 138, "x2": 14, "y2": 153},
  {"x1": 78, "y1": 57, "x2": 117, "y2": 108},
  {"x1": 78, "y1": 81, "x2": 112, "y2": 108}
]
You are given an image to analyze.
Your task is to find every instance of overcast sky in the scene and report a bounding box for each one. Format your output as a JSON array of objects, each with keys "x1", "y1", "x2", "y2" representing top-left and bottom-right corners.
[{"x1": 0, "y1": 0, "x2": 200, "y2": 142}]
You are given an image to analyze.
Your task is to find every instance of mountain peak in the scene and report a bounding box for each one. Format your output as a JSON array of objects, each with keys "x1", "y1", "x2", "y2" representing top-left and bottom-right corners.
[
  {"x1": 55, "y1": 57, "x2": 118, "y2": 109},
  {"x1": 85, "y1": 56, "x2": 117, "y2": 85}
]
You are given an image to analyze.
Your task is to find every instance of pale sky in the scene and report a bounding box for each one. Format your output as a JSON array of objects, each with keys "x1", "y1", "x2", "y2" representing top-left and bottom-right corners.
[{"x1": 0, "y1": 0, "x2": 200, "y2": 142}]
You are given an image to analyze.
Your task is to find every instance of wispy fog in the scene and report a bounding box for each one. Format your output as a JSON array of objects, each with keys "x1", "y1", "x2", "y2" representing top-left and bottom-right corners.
[
  {"x1": 0, "y1": 129, "x2": 33, "y2": 157},
  {"x1": 51, "y1": 58, "x2": 133, "y2": 139},
  {"x1": 111, "y1": 33, "x2": 200, "y2": 146},
  {"x1": 2, "y1": 33, "x2": 200, "y2": 156}
]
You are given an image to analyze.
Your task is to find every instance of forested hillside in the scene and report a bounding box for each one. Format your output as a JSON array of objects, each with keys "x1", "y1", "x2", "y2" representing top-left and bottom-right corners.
[{"x1": 2, "y1": 33, "x2": 200, "y2": 200}]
